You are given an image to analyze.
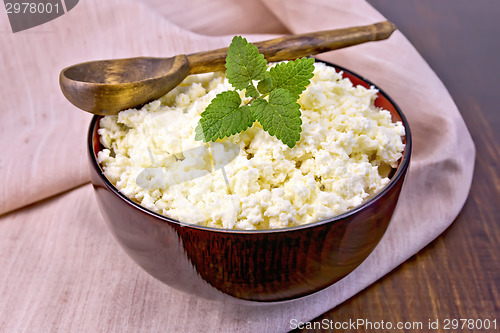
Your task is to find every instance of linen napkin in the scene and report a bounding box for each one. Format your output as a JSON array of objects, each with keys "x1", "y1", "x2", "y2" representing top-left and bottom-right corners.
[{"x1": 0, "y1": 0, "x2": 475, "y2": 332}]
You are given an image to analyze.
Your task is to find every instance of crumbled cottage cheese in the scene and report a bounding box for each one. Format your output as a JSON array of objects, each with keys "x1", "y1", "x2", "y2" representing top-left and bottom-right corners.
[{"x1": 97, "y1": 62, "x2": 405, "y2": 230}]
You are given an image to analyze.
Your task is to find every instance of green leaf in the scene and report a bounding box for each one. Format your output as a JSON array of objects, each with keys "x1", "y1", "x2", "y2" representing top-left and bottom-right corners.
[
  {"x1": 245, "y1": 84, "x2": 259, "y2": 98},
  {"x1": 225, "y1": 36, "x2": 268, "y2": 90},
  {"x1": 269, "y1": 57, "x2": 315, "y2": 98},
  {"x1": 195, "y1": 91, "x2": 254, "y2": 142},
  {"x1": 251, "y1": 88, "x2": 302, "y2": 148},
  {"x1": 257, "y1": 75, "x2": 274, "y2": 94}
]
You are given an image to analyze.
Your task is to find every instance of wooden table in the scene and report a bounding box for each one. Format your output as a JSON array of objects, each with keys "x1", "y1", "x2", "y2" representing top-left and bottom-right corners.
[{"x1": 297, "y1": 1, "x2": 500, "y2": 331}]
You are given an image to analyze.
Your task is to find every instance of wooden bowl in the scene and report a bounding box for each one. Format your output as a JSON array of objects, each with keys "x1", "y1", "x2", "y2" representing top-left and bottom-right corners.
[{"x1": 88, "y1": 62, "x2": 412, "y2": 303}]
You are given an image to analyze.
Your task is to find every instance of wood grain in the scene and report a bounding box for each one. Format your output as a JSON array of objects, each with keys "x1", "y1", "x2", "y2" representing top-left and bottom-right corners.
[{"x1": 297, "y1": 1, "x2": 500, "y2": 331}]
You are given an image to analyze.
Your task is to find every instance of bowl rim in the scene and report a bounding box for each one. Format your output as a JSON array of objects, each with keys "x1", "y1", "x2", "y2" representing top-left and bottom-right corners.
[{"x1": 88, "y1": 60, "x2": 412, "y2": 234}]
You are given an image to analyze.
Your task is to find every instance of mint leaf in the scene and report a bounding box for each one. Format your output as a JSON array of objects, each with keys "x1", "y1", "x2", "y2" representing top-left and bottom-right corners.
[
  {"x1": 245, "y1": 85, "x2": 259, "y2": 98},
  {"x1": 269, "y1": 57, "x2": 315, "y2": 98},
  {"x1": 257, "y1": 75, "x2": 274, "y2": 94},
  {"x1": 251, "y1": 88, "x2": 302, "y2": 148},
  {"x1": 225, "y1": 36, "x2": 268, "y2": 90},
  {"x1": 195, "y1": 90, "x2": 254, "y2": 142}
]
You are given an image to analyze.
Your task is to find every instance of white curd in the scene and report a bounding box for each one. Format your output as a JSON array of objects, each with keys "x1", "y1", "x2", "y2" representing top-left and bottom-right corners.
[{"x1": 97, "y1": 62, "x2": 405, "y2": 230}]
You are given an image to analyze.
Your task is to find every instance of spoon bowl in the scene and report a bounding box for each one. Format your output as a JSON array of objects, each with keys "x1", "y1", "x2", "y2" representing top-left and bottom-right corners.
[{"x1": 60, "y1": 55, "x2": 190, "y2": 115}]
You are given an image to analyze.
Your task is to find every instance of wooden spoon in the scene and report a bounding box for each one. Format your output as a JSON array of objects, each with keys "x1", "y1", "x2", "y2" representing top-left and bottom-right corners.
[{"x1": 60, "y1": 21, "x2": 396, "y2": 115}]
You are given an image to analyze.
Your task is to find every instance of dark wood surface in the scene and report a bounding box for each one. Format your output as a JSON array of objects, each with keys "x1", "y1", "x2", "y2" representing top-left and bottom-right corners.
[{"x1": 297, "y1": 1, "x2": 500, "y2": 332}]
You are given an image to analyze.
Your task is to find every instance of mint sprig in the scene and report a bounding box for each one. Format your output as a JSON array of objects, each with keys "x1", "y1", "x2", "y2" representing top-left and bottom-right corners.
[{"x1": 196, "y1": 36, "x2": 315, "y2": 148}]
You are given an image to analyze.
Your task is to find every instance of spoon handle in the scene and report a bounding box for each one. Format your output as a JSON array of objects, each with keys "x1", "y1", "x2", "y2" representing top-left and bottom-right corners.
[{"x1": 186, "y1": 21, "x2": 396, "y2": 75}]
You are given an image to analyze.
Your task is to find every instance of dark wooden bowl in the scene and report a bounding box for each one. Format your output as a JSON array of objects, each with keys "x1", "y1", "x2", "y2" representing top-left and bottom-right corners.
[{"x1": 88, "y1": 62, "x2": 412, "y2": 303}]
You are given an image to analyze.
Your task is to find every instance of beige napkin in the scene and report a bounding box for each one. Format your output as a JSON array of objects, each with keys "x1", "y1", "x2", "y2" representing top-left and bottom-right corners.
[{"x1": 0, "y1": 0, "x2": 475, "y2": 332}]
